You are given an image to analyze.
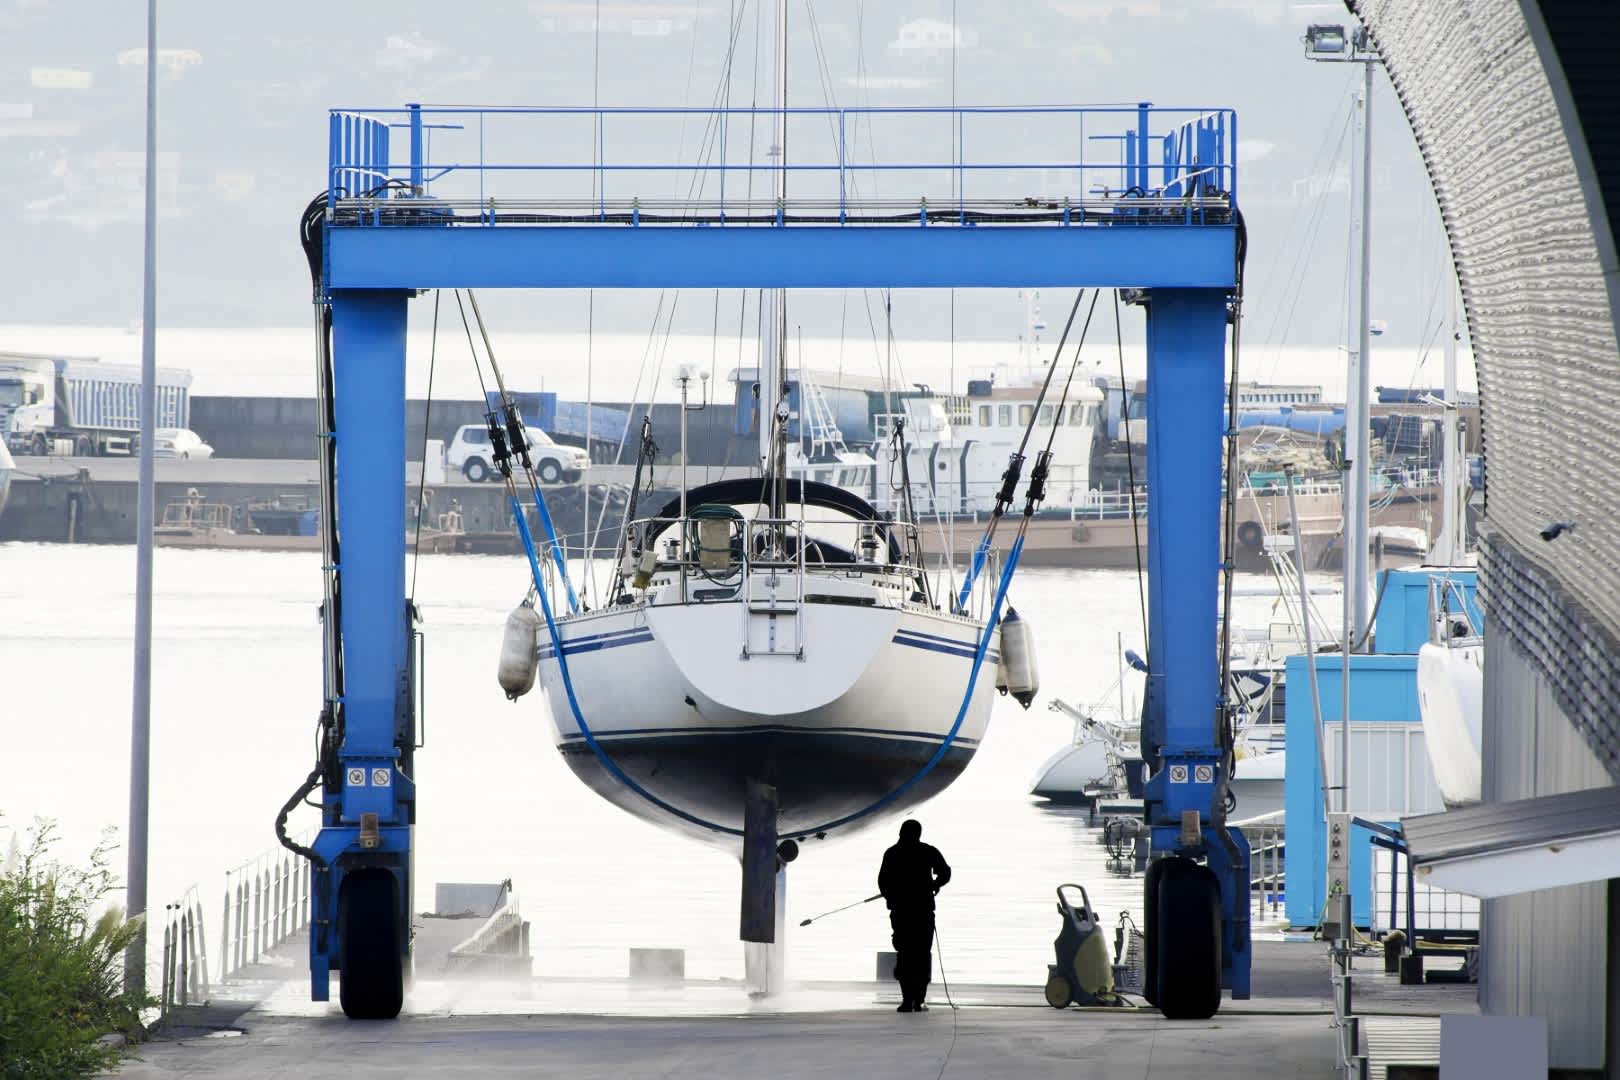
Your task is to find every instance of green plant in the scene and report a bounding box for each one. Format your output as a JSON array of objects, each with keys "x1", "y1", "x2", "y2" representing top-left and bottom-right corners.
[{"x1": 0, "y1": 820, "x2": 148, "y2": 1080}]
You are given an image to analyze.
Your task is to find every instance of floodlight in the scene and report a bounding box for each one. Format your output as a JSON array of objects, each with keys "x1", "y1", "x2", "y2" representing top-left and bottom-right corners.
[{"x1": 1304, "y1": 24, "x2": 1347, "y2": 55}]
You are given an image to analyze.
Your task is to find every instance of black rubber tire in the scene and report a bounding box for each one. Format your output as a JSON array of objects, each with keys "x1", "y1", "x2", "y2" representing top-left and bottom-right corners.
[
  {"x1": 1154, "y1": 858, "x2": 1223, "y2": 1021},
  {"x1": 463, "y1": 458, "x2": 489, "y2": 483},
  {"x1": 1236, "y1": 520, "x2": 1264, "y2": 549},
  {"x1": 339, "y1": 870, "x2": 403, "y2": 1020},
  {"x1": 538, "y1": 459, "x2": 562, "y2": 484},
  {"x1": 1142, "y1": 855, "x2": 1166, "y2": 1007}
]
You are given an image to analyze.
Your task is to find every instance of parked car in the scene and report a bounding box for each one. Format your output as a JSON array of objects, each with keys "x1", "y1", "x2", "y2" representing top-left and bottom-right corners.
[
  {"x1": 149, "y1": 428, "x2": 214, "y2": 459},
  {"x1": 446, "y1": 423, "x2": 589, "y2": 484}
]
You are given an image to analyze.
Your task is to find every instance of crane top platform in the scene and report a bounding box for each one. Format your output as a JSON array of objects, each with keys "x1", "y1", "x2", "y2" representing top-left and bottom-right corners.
[{"x1": 319, "y1": 103, "x2": 1240, "y2": 290}]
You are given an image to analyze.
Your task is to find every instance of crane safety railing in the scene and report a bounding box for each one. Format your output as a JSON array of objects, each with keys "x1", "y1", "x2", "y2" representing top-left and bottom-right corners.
[
  {"x1": 157, "y1": 885, "x2": 209, "y2": 1015},
  {"x1": 218, "y1": 831, "x2": 313, "y2": 983},
  {"x1": 326, "y1": 103, "x2": 1237, "y2": 227}
]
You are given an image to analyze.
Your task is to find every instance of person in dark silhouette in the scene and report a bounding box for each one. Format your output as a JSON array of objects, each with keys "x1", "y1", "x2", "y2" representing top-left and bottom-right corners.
[{"x1": 878, "y1": 819, "x2": 951, "y2": 1012}]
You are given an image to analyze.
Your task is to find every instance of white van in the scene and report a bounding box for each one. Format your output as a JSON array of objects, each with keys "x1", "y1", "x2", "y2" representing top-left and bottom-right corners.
[{"x1": 446, "y1": 423, "x2": 589, "y2": 484}]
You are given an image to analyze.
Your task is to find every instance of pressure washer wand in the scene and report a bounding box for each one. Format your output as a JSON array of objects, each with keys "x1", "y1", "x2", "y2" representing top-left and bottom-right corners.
[{"x1": 799, "y1": 894, "x2": 882, "y2": 927}]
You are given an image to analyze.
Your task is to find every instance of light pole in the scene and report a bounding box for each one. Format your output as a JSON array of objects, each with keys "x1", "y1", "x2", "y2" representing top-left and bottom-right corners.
[
  {"x1": 126, "y1": 0, "x2": 158, "y2": 997},
  {"x1": 1305, "y1": 23, "x2": 1379, "y2": 821},
  {"x1": 1303, "y1": 22, "x2": 1379, "y2": 655}
]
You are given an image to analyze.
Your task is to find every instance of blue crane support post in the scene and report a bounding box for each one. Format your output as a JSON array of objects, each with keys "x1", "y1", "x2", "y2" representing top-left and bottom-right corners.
[{"x1": 305, "y1": 101, "x2": 1247, "y2": 1019}]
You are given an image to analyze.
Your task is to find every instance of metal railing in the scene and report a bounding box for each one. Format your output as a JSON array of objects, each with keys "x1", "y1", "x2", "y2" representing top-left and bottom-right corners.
[
  {"x1": 158, "y1": 886, "x2": 209, "y2": 1014},
  {"x1": 218, "y1": 834, "x2": 312, "y2": 982},
  {"x1": 446, "y1": 893, "x2": 531, "y2": 975},
  {"x1": 1236, "y1": 811, "x2": 1286, "y2": 916},
  {"x1": 327, "y1": 103, "x2": 1238, "y2": 226}
]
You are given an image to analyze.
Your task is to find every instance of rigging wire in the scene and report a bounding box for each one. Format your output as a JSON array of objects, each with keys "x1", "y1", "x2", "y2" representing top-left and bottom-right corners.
[
  {"x1": 1114, "y1": 290, "x2": 1148, "y2": 643},
  {"x1": 955, "y1": 290, "x2": 1088, "y2": 609},
  {"x1": 585, "y1": 290, "x2": 668, "y2": 557},
  {"x1": 585, "y1": 0, "x2": 602, "y2": 603},
  {"x1": 409, "y1": 289, "x2": 441, "y2": 604}
]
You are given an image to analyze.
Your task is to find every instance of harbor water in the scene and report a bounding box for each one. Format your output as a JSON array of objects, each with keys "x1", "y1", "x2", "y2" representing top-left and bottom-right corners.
[{"x1": 0, "y1": 542, "x2": 1306, "y2": 988}]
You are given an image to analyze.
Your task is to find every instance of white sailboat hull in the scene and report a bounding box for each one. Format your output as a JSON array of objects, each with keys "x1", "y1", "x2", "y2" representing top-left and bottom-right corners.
[
  {"x1": 536, "y1": 597, "x2": 997, "y2": 847},
  {"x1": 1416, "y1": 641, "x2": 1483, "y2": 808},
  {"x1": 1228, "y1": 751, "x2": 1286, "y2": 823},
  {"x1": 1029, "y1": 739, "x2": 1115, "y2": 802}
]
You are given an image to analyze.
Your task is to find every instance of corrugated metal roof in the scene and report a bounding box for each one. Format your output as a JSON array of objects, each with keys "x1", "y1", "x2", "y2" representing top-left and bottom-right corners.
[{"x1": 1405, "y1": 784, "x2": 1620, "y2": 863}]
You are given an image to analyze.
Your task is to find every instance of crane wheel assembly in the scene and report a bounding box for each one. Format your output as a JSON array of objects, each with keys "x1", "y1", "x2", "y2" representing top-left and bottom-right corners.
[
  {"x1": 1144, "y1": 856, "x2": 1223, "y2": 1020},
  {"x1": 338, "y1": 870, "x2": 405, "y2": 1019}
]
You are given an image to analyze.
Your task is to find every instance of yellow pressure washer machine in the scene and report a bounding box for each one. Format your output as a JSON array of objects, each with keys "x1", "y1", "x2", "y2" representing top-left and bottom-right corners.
[{"x1": 1044, "y1": 884, "x2": 1122, "y2": 1008}]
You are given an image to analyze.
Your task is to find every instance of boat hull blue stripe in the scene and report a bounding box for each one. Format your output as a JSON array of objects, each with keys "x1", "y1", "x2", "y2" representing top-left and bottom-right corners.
[
  {"x1": 894, "y1": 627, "x2": 983, "y2": 649},
  {"x1": 892, "y1": 632, "x2": 998, "y2": 661},
  {"x1": 539, "y1": 629, "x2": 654, "y2": 659}
]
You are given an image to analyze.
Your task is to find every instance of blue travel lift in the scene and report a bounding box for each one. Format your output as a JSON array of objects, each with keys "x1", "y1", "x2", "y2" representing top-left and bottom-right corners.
[{"x1": 285, "y1": 101, "x2": 1249, "y2": 1019}]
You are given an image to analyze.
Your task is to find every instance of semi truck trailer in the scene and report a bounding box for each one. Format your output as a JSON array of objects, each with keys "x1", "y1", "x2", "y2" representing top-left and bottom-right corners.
[{"x1": 0, "y1": 352, "x2": 192, "y2": 456}]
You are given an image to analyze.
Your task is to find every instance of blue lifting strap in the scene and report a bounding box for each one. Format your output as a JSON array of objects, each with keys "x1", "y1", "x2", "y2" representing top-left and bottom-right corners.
[
  {"x1": 512, "y1": 502, "x2": 1024, "y2": 841},
  {"x1": 527, "y1": 482, "x2": 579, "y2": 615},
  {"x1": 803, "y1": 532, "x2": 1024, "y2": 835}
]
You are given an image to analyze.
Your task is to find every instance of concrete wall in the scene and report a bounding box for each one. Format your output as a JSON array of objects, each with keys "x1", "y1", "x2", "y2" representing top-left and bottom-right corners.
[
  {"x1": 189, "y1": 396, "x2": 751, "y2": 465},
  {"x1": 1481, "y1": 620, "x2": 1611, "y2": 1072}
]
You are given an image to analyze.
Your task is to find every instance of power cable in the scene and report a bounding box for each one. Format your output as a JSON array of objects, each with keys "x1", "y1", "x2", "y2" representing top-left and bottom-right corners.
[{"x1": 932, "y1": 924, "x2": 959, "y2": 1080}]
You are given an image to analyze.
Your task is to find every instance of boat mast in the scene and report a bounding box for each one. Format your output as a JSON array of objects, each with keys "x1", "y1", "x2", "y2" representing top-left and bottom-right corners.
[
  {"x1": 1436, "y1": 268, "x2": 1462, "y2": 564},
  {"x1": 757, "y1": 0, "x2": 789, "y2": 520}
]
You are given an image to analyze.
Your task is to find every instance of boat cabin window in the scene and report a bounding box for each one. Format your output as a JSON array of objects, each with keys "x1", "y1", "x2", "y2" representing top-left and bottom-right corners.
[
  {"x1": 978, "y1": 404, "x2": 992, "y2": 427},
  {"x1": 1019, "y1": 404, "x2": 1034, "y2": 427},
  {"x1": 997, "y1": 404, "x2": 1012, "y2": 427},
  {"x1": 1038, "y1": 405, "x2": 1055, "y2": 426},
  {"x1": 1068, "y1": 403, "x2": 1085, "y2": 426}
]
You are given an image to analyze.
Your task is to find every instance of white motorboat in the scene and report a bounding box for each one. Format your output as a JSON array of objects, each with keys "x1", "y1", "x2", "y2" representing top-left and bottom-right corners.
[
  {"x1": 1227, "y1": 750, "x2": 1286, "y2": 823},
  {"x1": 1031, "y1": 697, "x2": 1137, "y2": 804},
  {"x1": 1415, "y1": 571, "x2": 1482, "y2": 807}
]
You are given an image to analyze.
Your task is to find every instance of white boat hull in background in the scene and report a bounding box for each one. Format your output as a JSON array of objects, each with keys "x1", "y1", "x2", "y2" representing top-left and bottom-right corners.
[
  {"x1": 1228, "y1": 750, "x2": 1286, "y2": 823},
  {"x1": 1029, "y1": 739, "x2": 1114, "y2": 802},
  {"x1": 1417, "y1": 641, "x2": 1483, "y2": 807}
]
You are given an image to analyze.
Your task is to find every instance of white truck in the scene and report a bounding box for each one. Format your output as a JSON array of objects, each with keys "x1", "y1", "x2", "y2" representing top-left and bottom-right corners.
[
  {"x1": 0, "y1": 353, "x2": 192, "y2": 456},
  {"x1": 446, "y1": 422, "x2": 589, "y2": 484}
]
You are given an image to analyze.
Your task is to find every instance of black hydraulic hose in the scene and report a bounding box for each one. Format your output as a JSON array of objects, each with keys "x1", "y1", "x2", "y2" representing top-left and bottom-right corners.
[
  {"x1": 288, "y1": 192, "x2": 342, "y2": 867},
  {"x1": 1216, "y1": 209, "x2": 1248, "y2": 807},
  {"x1": 299, "y1": 193, "x2": 327, "y2": 302},
  {"x1": 275, "y1": 764, "x2": 326, "y2": 867}
]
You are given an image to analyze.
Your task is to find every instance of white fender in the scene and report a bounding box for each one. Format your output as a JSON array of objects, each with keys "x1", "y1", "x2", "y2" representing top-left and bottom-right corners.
[
  {"x1": 497, "y1": 603, "x2": 543, "y2": 700},
  {"x1": 995, "y1": 607, "x2": 1039, "y2": 708}
]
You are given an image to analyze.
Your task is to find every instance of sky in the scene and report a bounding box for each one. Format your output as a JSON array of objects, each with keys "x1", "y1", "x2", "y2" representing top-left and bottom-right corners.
[{"x1": 0, "y1": 0, "x2": 1469, "y2": 385}]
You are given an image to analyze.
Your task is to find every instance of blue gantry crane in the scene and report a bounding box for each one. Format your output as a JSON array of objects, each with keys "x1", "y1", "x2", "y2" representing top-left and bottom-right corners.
[{"x1": 286, "y1": 100, "x2": 1249, "y2": 1020}]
